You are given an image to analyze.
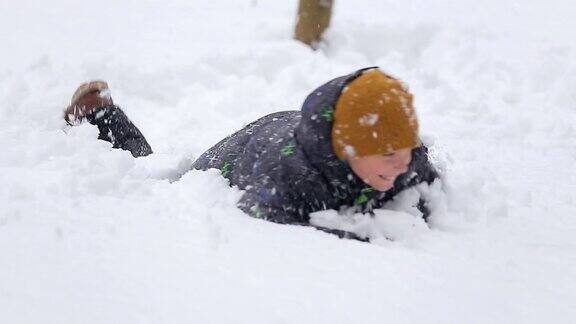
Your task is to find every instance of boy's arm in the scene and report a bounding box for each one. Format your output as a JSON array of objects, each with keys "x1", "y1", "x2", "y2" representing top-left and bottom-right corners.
[{"x1": 86, "y1": 105, "x2": 153, "y2": 158}]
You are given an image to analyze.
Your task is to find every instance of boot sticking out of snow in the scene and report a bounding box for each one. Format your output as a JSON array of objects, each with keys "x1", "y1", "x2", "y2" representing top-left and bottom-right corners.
[{"x1": 64, "y1": 80, "x2": 113, "y2": 125}]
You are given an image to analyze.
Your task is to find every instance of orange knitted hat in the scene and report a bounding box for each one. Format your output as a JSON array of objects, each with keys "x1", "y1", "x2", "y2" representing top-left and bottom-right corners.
[{"x1": 332, "y1": 69, "x2": 419, "y2": 160}]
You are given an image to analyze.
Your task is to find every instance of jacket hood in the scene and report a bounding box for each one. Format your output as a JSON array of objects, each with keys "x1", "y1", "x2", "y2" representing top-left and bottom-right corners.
[{"x1": 294, "y1": 68, "x2": 377, "y2": 202}]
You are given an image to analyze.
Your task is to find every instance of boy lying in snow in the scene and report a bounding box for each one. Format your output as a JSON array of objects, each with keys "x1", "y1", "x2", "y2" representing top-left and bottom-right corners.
[{"x1": 64, "y1": 67, "x2": 439, "y2": 241}]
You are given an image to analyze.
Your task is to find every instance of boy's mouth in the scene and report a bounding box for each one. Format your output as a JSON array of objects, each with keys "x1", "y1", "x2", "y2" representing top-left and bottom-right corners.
[{"x1": 379, "y1": 175, "x2": 394, "y2": 181}]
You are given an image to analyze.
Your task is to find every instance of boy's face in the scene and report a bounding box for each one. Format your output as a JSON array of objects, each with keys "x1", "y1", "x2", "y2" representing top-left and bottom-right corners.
[{"x1": 348, "y1": 148, "x2": 412, "y2": 192}]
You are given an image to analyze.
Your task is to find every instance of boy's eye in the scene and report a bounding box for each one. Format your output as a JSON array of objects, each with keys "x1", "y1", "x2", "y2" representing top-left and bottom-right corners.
[{"x1": 383, "y1": 153, "x2": 395, "y2": 157}]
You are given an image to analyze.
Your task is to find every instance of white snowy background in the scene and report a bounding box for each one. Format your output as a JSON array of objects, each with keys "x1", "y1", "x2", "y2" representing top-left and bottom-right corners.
[{"x1": 1, "y1": 0, "x2": 575, "y2": 323}]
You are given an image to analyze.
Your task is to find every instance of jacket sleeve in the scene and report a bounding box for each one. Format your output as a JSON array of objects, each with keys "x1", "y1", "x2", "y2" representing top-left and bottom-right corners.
[
  {"x1": 86, "y1": 105, "x2": 153, "y2": 157},
  {"x1": 237, "y1": 183, "x2": 369, "y2": 242}
]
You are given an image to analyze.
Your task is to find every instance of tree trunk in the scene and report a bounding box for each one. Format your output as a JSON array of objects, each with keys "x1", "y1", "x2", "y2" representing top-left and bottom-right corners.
[{"x1": 294, "y1": 0, "x2": 333, "y2": 48}]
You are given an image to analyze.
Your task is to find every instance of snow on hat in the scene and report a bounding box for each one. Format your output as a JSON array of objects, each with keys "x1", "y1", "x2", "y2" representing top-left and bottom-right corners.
[
  {"x1": 332, "y1": 68, "x2": 419, "y2": 160},
  {"x1": 70, "y1": 80, "x2": 110, "y2": 106}
]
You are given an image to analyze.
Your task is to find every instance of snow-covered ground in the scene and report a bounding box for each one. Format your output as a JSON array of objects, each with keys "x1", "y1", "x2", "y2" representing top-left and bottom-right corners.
[{"x1": 1, "y1": 0, "x2": 575, "y2": 323}]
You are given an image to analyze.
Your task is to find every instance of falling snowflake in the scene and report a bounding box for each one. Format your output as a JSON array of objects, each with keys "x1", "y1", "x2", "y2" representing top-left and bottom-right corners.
[
  {"x1": 358, "y1": 113, "x2": 379, "y2": 126},
  {"x1": 344, "y1": 145, "x2": 356, "y2": 157}
]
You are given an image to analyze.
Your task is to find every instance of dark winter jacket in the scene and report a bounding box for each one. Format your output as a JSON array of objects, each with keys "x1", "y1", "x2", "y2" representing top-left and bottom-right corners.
[
  {"x1": 89, "y1": 68, "x2": 438, "y2": 241},
  {"x1": 191, "y1": 68, "x2": 439, "y2": 239}
]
